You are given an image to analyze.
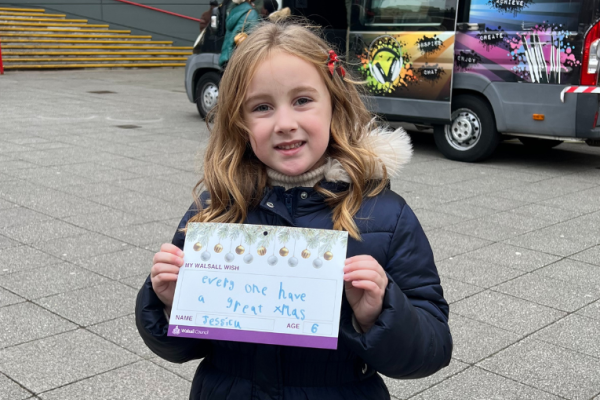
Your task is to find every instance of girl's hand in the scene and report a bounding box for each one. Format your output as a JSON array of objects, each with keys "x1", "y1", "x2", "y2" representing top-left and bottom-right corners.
[
  {"x1": 343, "y1": 255, "x2": 388, "y2": 333},
  {"x1": 151, "y1": 243, "x2": 185, "y2": 310}
]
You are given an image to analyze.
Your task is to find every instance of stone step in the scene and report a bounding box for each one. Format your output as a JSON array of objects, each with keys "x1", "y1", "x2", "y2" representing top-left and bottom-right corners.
[
  {"x1": 0, "y1": 28, "x2": 130, "y2": 34},
  {"x1": 0, "y1": 17, "x2": 85, "y2": 23},
  {"x1": 0, "y1": 7, "x2": 45, "y2": 13},
  {"x1": 1, "y1": 40, "x2": 174, "y2": 46},
  {"x1": 2, "y1": 45, "x2": 192, "y2": 51},
  {"x1": 2, "y1": 57, "x2": 189, "y2": 64},
  {"x1": 4, "y1": 51, "x2": 192, "y2": 56},
  {"x1": 4, "y1": 63, "x2": 187, "y2": 69},
  {"x1": 0, "y1": 22, "x2": 110, "y2": 28},
  {"x1": 0, "y1": 12, "x2": 66, "y2": 18},
  {"x1": 0, "y1": 34, "x2": 153, "y2": 39}
]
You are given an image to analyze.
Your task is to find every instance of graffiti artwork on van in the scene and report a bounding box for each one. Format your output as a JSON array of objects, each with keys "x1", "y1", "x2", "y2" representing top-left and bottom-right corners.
[
  {"x1": 417, "y1": 64, "x2": 446, "y2": 83},
  {"x1": 357, "y1": 35, "x2": 416, "y2": 95},
  {"x1": 477, "y1": 27, "x2": 508, "y2": 51},
  {"x1": 416, "y1": 35, "x2": 444, "y2": 57},
  {"x1": 455, "y1": 50, "x2": 483, "y2": 71},
  {"x1": 488, "y1": 0, "x2": 533, "y2": 16},
  {"x1": 507, "y1": 22, "x2": 581, "y2": 83},
  {"x1": 353, "y1": 32, "x2": 455, "y2": 99}
]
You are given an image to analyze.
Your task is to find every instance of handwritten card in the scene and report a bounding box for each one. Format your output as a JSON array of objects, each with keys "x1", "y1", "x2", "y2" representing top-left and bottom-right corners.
[{"x1": 167, "y1": 223, "x2": 348, "y2": 350}]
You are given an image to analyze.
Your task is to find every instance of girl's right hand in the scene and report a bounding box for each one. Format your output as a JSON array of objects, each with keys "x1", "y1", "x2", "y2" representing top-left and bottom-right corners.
[{"x1": 151, "y1": 243, "x2": 185, "y2": 309}]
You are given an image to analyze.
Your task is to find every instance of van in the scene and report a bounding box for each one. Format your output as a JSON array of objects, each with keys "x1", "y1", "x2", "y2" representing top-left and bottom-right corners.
[{"x1": 185, "y1": 0, "x2": 600, "y2": 161}]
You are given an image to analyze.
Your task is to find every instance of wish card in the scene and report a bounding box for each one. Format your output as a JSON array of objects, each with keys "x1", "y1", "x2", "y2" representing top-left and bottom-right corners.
[{"x1": 167, "y1": 223, "x2": 348, "y2": 350}]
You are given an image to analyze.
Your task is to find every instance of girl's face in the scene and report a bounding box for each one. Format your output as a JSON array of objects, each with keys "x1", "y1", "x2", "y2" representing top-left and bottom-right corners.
[{"x1": 243, "y1": 51, "x2": 333, "y2": 177}]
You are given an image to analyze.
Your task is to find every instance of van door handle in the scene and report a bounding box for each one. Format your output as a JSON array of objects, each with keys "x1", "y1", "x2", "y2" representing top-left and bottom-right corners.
[{"x1": 457, "y1": 23, "x2": 484, "y2": 32}]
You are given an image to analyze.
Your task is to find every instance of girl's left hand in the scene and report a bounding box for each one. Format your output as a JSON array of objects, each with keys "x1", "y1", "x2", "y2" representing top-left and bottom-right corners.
[{"x1": 343, "y1": 255, "x2": 389, "y2": 333}]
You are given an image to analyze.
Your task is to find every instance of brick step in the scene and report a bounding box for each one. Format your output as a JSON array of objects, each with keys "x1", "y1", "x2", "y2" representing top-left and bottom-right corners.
[
  {"x1": 2, "y1": 57, "x2": 189, "y2": 64},
  {"x1": 0, "y1": 22, "x2": 110, "y2": 28},
  {"x1": 0, "y1": 34, "x2": 153, "y2": 39},
  {"x1": 2, "y1": 45, "x2": 192, "y2": 51},
  {"x1": 0, "y1": 12, "x2": 66, "y2": 18},
  {"x1": 4, "y1": 63, "x2": 187, "y2": 69},
  {"x1": 1, "y1": 40, "x2": 173, "y2": 46},
  {"x1": 0, "y1": 7, "x2": 45, "y2": 13},
  {"x1": 4, "y1": 51, "x2": 192, "y2": 56},
  {"x1": 0, "y1": 28, "x2": 130, "y2": 34}
]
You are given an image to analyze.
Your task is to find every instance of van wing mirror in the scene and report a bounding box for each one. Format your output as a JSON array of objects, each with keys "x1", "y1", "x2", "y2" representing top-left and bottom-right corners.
[{"x1": 211, "y1": 6, "x2": 219, "y2": 30}]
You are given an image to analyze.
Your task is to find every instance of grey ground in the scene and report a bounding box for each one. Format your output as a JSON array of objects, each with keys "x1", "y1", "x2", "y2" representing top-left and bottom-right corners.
[{"x1": 1, "y1": 69, "x2": 599, "y2": 400}]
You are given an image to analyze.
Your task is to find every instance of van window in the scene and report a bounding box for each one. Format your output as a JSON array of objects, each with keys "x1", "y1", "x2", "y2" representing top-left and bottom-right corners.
[{"x1": 359, "y1": 0, "x2": 457, "y2": 31}]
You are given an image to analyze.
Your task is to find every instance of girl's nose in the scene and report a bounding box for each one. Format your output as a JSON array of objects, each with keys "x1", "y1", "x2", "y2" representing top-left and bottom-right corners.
[{"x1": 274, "y1": 107, "x2": 298, "y2": 135}]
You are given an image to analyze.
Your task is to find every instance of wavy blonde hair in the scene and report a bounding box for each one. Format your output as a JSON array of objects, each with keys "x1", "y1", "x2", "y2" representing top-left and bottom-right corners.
[{"x1": 189, "y1": 21, "x2": 388, "y2": 240}]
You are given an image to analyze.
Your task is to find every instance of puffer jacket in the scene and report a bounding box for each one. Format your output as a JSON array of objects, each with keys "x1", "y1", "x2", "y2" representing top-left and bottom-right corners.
[
  {"x1": 219, "y1": 1, "x2": 259, "y2": 67},
  {"x1": 135, "y1": 129, "x2": 452, "y2": 400}
]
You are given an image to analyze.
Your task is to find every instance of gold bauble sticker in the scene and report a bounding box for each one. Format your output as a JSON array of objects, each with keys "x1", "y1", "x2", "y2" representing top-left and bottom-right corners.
[
  {"x1": 279, "y1": 247, "x2": 289, "y2": 257},
  {"x1": 324, "y1": 251, "x2": 333, "y2": 261},
  {"x1": 235, "y1": 245, "x2": 245, "y2": 255},
  {"x1": 301, "y1": 249, "x2": 311, "y2": 259},
  {"x1": 214, "y1": 244, "x2": 223, "y2": 253},
  {"x1": 193, "y1": 242, "x2": 202, "y2": 251},
  {"x1": 257, "y1": 246, "x2": 267, "y2": 256}
]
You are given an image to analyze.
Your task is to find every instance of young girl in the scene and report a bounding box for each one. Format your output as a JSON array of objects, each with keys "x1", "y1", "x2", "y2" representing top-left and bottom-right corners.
[{"x1": 136, "y1": 22, "x2": 452, "y2": 400}]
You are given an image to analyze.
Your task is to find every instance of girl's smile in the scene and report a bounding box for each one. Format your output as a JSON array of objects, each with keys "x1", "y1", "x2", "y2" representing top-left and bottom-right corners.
[{"x1": 243, "y1": 51, "x2": 333, "y2": 177}]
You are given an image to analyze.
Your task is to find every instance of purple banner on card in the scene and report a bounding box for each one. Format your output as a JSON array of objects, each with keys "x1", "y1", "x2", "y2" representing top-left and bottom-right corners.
[{"x1": 167, "y1": 325, "x2": 338, "y2": 350}]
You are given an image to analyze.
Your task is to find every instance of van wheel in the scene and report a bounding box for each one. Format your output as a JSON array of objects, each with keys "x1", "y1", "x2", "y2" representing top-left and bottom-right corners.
[
  {"x1": 195, "y1": 72, "x2": 221, "y2": 119},
  {"x1": 434, "y1": 95, "x2": 499, "y2": 162},
  {"x1": 519, "y1": 137, "x2": 563, "y2": 149}
]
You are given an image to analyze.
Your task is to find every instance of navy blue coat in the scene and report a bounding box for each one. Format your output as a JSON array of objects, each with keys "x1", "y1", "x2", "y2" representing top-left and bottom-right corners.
[{"x1": 136, "y1": 181, "x2": 452, "y2": 400}]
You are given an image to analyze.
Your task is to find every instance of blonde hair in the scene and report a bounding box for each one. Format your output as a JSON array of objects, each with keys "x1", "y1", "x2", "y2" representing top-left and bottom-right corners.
[{"x1": 189, "y1": 21, "x2": 388, "y2": 240}]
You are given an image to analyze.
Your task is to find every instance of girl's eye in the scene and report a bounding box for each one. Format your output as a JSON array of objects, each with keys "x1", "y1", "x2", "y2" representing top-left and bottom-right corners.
[
  {"x1": 253, "y1": 104, "x2": 271, "y2": 112},
  {"x1": 295, "y1": 97, "x2": 312, "y2": 106}
]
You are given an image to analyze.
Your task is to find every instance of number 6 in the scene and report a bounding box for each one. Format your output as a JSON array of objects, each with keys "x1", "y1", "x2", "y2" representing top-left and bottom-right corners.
[{"x1": 311, "y1": 324, "x2": 318, "y2": 333}]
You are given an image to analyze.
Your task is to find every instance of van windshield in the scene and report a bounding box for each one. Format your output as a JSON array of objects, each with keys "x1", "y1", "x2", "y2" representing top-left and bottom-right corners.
[{"x1": 360, "y1": 0, "x2": 457, "y2": 31}]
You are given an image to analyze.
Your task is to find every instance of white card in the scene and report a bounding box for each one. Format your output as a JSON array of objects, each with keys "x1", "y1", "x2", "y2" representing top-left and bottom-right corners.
[{"x1": 167, "y1": 223, "x2": 348, "y2": 349}]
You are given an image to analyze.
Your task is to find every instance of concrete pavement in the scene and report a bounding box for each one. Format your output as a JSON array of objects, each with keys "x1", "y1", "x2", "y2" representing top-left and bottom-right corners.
[{"x1": 1, "y1": 69, "x2": 599, "y2": 399}]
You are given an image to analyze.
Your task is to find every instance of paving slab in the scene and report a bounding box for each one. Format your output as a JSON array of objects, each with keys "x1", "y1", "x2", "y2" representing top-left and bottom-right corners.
[
  {"x1": 39, "y1": 360, "x2": 191, "y2": 400},
  {"x1": 439, "y1": 276, "x2": 484, "y2": 304},
  {"x1": 120, "y1": 273, "x2": 150, "y2": 290},
  {"x1": 75, "y1": 247, "x2": 154, "y2": 280},
  {"x1": 478, "y1": 338, "x2": 600, "y2": 399},
  {"x1": 436, "y1": 256, "x2": 525, "y2": 288},
  {"x1": 88, "y1": 314, "x2": 154, "y2": 358},
  {"x1": 535, "y1": 258, "x2": 600, "y2": 288},
  {"x1": 0, "y1": 373, "x2": 32, "y2": 400},
  {"x1": 576, "y1": 299, "x2": 600, "y2": 320},
  {"x1": 0, "y1": 302, "x2": 76, "y2": 349},
  {"x1": 382, "y1": 359, "x2": 469, "y2": 400},
  {"x1": 0, "y1": 329, "x2": 139, "y2": 394},
  {"x1": 0, "y1": 220, "x2": 88, "y2": 245},
  {"x1": 0, "y1": 245, "x2": 63, "y2": 276},
  {"x1": 31, "y1": 232, "x2": 128, "y2": 261},
  {"x1": 451, "y1": 290, "x2": 566, "y2": 335},
  {"x1": 104, "y1": 221, "x2": 176, "y2": 248},
  {"x1": 149, "y1": 357, "x2": 202, "y2": 382},
  {"x1": 0, "y1": 263, "x2": 107, "y2": 300},
  {"x1": 505, "y1": 229, "x2": 595, "y2": 257},
  {"x1": 0, "y1": 287, "x2": 25, "y2": 308},
  {"x1": 411, "y1": 366, "x2": 561, "y2": 400},
  {"x1": 531, "y1": 314, "x2": 600, "y2": 358},
  {"x1": 35, "y1": 281, "x2": 137, "y2": 327},
  {"x1": 495, "y1": 272, "x2": 599, "y2": 312},
  {"x1": 425, "y1": 231, "x2": 492, "y2": 261},
  {"x1": 569, "y1": 246, "x2": 600, "y2": 267},
  {"x1": 464, "y1": 242, "x2": 561, "y2": 273},
  {"x1": 449, "y1": 314, "x2": 522, "y2": 364}
]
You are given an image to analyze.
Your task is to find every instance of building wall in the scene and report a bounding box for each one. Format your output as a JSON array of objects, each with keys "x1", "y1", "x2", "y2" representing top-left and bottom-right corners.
[{"x1": 0, "y1": 0, "x2": 214, "y2": 45}]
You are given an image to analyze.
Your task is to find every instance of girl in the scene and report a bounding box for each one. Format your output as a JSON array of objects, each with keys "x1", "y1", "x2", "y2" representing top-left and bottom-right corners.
[{"x1": 136, "y1": 22, "x2": 452, "y2": 400}]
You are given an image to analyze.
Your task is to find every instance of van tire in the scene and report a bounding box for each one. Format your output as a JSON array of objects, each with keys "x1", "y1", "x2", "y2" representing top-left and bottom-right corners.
[
  {"x1": 519, "y1": 137, "x2": 563, "y2": 149},
  {"x1": 434, "y1": 94, "x2": 500, "y2": 162},
  {"x1": 195, "y1": 72, "x2": 221, "y2": 119}
]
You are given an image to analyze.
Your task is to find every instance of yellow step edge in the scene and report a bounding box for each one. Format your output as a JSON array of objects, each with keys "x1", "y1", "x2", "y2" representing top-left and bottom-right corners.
[
  {"x1": 0, "y1": 17, "x2": 87, "y2": 23},
  {"x1": 0, "y1": 28, "x2": 131, "y2": 33},
  {"x1": 3, "y1": 45, "x2": 192, "y2": 50},
  {"x1": 0, "y1": 7, "x2": 45, "y2": 13},
  {"x1": 5, "y1": 63, "x2": 187, "y2": 69},
  {"x1": 4, "y1": 51, "x2": 192, "y2": 55},
  {"x1": 0, "y1": 12, "x2": 66, "y2": 18},
  {"x1": 4, "y1": 57, "x2": 189, "y2": 62},
  {"x1": 0, "y1": 34, "x2": 152, "y2": 39},
  {"x1": 0, "y1": 23, "x2": 109, "y2": 27},
  {"x1": 4, "y1": 39, "x2": 169, "y2": 43}
]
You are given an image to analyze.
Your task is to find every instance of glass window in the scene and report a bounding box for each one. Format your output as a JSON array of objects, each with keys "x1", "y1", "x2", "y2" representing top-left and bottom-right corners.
[{"x1": 358, "y1": 0, "x2": 458, "y2": 31}]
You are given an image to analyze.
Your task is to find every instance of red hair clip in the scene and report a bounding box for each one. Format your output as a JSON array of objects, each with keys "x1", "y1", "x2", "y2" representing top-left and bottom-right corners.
[{"x1": 327, "y1": 50, "x2": 346, "y2": 78}]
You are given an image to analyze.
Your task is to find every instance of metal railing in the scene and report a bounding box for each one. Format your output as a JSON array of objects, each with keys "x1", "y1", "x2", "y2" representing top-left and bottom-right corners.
[{"x1": 113, "y1": 0, "x2": 201, "y2": 22}]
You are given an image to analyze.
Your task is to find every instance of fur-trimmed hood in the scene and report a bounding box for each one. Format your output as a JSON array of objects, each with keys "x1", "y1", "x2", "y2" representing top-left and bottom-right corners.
[{"x1": 324, "y1": 126, "x2": 413, "y2": 183}]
